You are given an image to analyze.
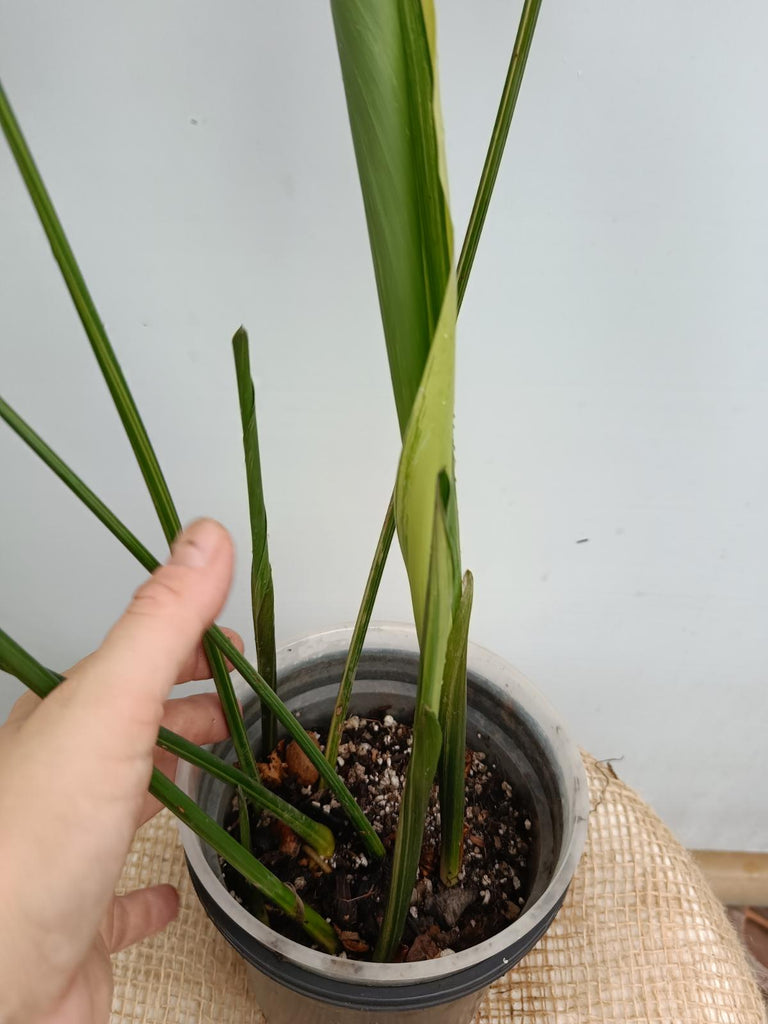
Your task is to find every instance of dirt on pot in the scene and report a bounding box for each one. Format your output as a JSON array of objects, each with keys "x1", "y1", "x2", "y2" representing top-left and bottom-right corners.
[{"x1": 221, "y1": 715, "x2": 536, "y2": 962}]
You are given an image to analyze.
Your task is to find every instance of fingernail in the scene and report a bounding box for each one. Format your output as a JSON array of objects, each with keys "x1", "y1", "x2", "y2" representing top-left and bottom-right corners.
[{"x1": 169, "y1": 519, "x2": 223, "y2": 569}]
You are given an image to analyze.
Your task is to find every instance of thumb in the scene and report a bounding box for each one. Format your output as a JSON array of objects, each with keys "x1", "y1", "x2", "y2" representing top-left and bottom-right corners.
[{"x1": 69, "y1": 517, "x2": 234, "y2": 744}]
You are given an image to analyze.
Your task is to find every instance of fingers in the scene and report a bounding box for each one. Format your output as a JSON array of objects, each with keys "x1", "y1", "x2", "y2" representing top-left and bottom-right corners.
[
  {"x1": 105, "y1": 886, "x2": 179, "y2": 954},
  {"x1": 67, "y1": 519, "x2": 235, "y2": 749},
  {"x1": 63, "y1": 625, "x2": 244, "y2": 685},
  {"x1": 160, "y1": 691, "x2": 234, "y2": 742},
  {"x1": 177, "y1": 627, "x2": 244, "y2": 683}
]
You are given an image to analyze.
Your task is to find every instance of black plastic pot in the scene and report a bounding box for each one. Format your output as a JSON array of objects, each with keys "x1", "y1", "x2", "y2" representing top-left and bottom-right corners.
[{"x1": 177, "y1": 625, "x2": 588, "y2": 1024}]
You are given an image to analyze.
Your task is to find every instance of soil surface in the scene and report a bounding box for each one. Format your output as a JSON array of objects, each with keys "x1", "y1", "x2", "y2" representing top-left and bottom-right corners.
[{"x1": 221, "y1": 714, "x2": 536, "y2": 961}]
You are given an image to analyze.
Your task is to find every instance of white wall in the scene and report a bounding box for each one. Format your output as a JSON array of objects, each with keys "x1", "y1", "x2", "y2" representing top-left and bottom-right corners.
[{"x1": 1, "y1": 1, "x2": 766, "y2": 850}]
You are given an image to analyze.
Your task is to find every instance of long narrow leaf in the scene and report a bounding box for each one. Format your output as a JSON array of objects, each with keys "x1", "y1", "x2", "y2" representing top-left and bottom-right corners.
[
  {"x1": 331, "y1": 1, "x2": 440, "y2": 437},
  {"x1": 204, "y1": 635, "x2": 258, "y2": 778},
  {"x1": 208, "y1": 625, "x2": 384, "y2": 857},
  {"x1": 232, "y1": 327, "x2": 277, "y2": 756},
  {"x1": 0, "y1": 80, "x2": 180, "y2": 544},
  {"x1": 457, "y1": 0, "x2": 544, "y2": 304},
  {"x1": 374, "y1": 475, "x2": 457, "y2": 961},
  {"x1": 0, "y1": 628, "x2": 338, "y2": 952},
  {"x1": 149, "y1": 769, "x2": 338, "y2": 951},
  {"x1": 156, "y1": 728, "x2": 335, "y2": 858},
  {"x1": 325, "y1": 493, "x2": 395, "y2": 767},
  {"x1": 0, "y1": 80, "x2": 255, "y2": 800},
  {"x1": 438, "y1": 569, "x2": 473, "y2": 886},
  {"x1": 0, "y1": 397, "x2": 157, "y2": 572},
  {"x1": 0, "y1": 399, "x2": 384, "y2": 858}
]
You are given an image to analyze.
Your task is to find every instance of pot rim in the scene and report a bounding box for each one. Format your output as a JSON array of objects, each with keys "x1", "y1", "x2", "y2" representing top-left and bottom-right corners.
[{"x1": 177, "y1": 623, "x2": 588, "y2": 986}]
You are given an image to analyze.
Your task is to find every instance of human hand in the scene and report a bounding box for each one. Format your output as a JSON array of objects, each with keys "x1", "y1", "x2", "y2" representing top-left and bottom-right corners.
[{"x1": 0, "y1": 519, "x2": 240, "y2": 1024}]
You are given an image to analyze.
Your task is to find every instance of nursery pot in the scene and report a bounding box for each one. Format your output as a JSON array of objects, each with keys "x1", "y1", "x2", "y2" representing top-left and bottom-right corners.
[{"x1": 177, "y1": 624, "x2": 588, "y2": 1024}]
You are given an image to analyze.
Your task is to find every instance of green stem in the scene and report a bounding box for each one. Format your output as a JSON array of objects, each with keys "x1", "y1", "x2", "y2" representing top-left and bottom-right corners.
[
  {"x1": 232, "y1": 327, "x2": 277, "y2": 757},
  {"x1": 156, "y1": 727, "x2": 335, "y2": 858},
  {"x1": 203, "y1": 634, "x2": 257, "y2": 777},
  {"x1": 208, "y1": 626, "x2": 384, "y2": 858},
  {"x1": 149, "y1": 768, "x2": 337, "y2": 951},
  {"x1": 438, "y1": 570, "x2": 473, "y2": 886},
  {"x1": 456, "y1": 0, "x2": 544, "y2": 306},
  {"x1": 325, "y1": 494, "x2": 395, "y2": 767},
  {"x1": 0, "y1": 78, "x2": 180, "y2": 544}
]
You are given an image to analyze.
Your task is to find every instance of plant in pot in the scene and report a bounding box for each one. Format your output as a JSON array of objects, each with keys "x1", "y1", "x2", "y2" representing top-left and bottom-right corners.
[{"x1": 0, "y1": 2, "x2": 587, "y2": 1022}]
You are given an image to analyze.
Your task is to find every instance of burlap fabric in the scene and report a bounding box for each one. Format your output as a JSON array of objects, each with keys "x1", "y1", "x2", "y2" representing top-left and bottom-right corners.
[{"x1": 111, "y1": 754, "x2": 766, "y2": 1023}]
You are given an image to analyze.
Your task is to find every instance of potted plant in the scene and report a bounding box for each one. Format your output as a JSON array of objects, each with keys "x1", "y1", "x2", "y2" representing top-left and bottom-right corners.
[{"x1": 0, "y1": 2, "x2": 588, "y2": 1022}]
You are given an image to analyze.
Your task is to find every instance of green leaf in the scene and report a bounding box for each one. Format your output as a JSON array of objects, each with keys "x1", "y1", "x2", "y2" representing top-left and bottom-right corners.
[
  {"x1": 203, "y1": 634, "x2": 258, "y2": 779},
  {"x1": 331, "y1": 0, "x2": 446, "y2": 438},
  {"x1": 374, "y1": 704, "x2": 442, "y2": 962},
  {"x1": 0, "y1": 627, "x2": 338, "y2": 950},
  {"x1": 438, "y1": 569, "x2": 473, "y2": 886},
  {"x1": 0, "y1": 399, "x2": 384, "y2": 859},
  {"x1": 0, "y1": 79, "x2": 180, "y2": 545},
  {"x1": 0, "y1": 75, "x2": 255, "y2": 798},
  {"x1": 0, "y1": 396, "x2": 158, "y2": 574},
  {"x1": 156, "y1": 729, "x2": 335, "y2": 859},
  {"x1": 457, "y1": 0, "x2": 544, "y2": 305},
  {"x1": 232, "y1": 326, "x2": 277, "y2": 757},
  {"x1": 0, "y1": 628, "x2": 58, "y2": 699},
  {"x1": 149, "y1": 768, "x2": 338, "y2": 951},
  {"x1": 332, "y1": 0, "x2": 459, "y2": 642},
  {"x1": 325, "y1": 493, "x2": 395, "y2": 767},
  {"x1": 374, "y1": 474, "x2": 458, "y2": 961}
]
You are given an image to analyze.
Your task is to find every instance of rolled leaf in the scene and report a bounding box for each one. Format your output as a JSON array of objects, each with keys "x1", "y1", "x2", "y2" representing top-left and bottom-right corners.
[
  {"x1": 438, "y1": 569, "x2": 473, "y2": 885},
  {"x1": 374, "y1": 474, "x2": 458, "y2": 961},
  {"x1": 325, "y1": 493, "x2": 395, "y2": 767},
  {"x1": 232, "y1": 326, "x2": 277, "y2": 756}
]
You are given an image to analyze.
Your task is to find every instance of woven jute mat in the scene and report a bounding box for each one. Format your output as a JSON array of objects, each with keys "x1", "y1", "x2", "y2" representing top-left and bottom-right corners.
[{"x1": 111, "y1": 754, "x2": 766, "y2": 1023}]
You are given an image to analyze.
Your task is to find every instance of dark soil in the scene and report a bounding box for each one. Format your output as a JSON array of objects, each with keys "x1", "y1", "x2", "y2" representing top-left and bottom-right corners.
[{"x1": 221, "y1": 714, "x2": 536, "y2": 961}]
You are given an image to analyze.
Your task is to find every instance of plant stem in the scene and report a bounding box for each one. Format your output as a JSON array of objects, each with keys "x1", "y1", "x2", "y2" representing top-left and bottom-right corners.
[
  {"x1": 149, "y1": 768, "x2": 338, "y2": 951},
  {"x1": 0, "y1": 79, "x2": 180, "y2": 544},
  {"x1": 156, "y1": 727, "x2": 335, "y2": 858},
  {"x1": 438, "y1": 570, "x2": 473, "y2": 886},
  {"x1": 374, "y1": 476, "x2": 458, "y2": 962},
  {"x1": 232, "y1": 327, "x2": 277, "y2": 757},
  {"x1": 325, "y1": 494, "x2": 395, "y2": 767},
  {"x1": 456, "y1": 0, "x2": 544, "y2": 306}
]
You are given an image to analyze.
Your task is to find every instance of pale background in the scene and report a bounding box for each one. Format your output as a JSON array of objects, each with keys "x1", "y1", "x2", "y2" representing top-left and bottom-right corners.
[{"x1": 1, "y1": 1, "x2": 766, "y2": 850}]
